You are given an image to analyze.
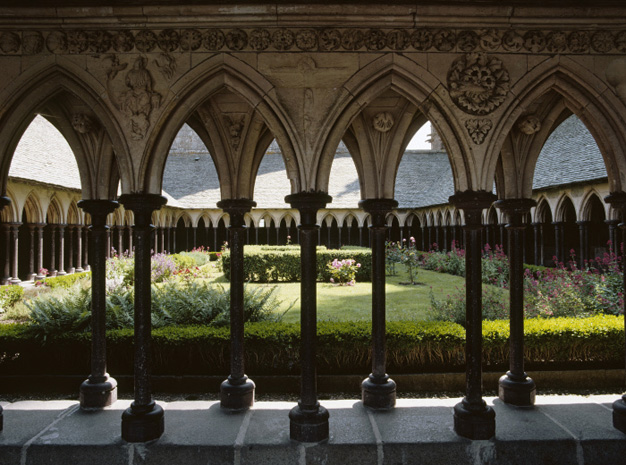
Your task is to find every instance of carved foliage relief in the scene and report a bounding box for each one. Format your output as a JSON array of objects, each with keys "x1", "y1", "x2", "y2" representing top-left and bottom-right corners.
[
  {"x1": 448, "y1": 53, "x2": 510, "y2": 116},
  {"x1": 0, "y1": 28, "x2": 625, "y2": 55}
]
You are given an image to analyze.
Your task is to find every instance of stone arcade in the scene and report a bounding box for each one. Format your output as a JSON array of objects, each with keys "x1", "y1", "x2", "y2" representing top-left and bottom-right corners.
[{"x1": 1, "y1": 0, "x2": 626, "y2": 453}]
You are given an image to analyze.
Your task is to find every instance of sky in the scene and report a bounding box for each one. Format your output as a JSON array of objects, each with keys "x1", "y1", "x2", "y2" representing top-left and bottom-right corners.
[{"x1": 406, "y1": 121, "x2": 431, "y2": 150}]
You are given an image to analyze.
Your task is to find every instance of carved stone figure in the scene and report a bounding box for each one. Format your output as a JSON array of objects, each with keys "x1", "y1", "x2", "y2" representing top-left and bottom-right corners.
[
  {"x1": 448, "y1": 52, "x2": 510, "y2": 115},
  {"x1": 71, "y1": 113, "x2": 95, "y2": 134},
  {"x1": 227, "y1": 115, "x2": 246, "y2": 150},
  {"x1": 517, "y1": 115, "x2": 542, "y2": 135},
  {"x1": 120, "y1": 56, "x2": 161, "y2": 140},
  {"x1": 0, "y1": 32, "x2": 20, "y2": 54},
  {"x1": 155, "y1": 53, "x2": 177, "y2": 80}
]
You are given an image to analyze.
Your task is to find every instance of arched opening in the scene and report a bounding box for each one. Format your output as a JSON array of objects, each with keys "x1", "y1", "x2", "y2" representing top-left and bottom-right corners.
[
  {"x1": 586, "y1": 194, "x2": 608, "y2": 260},
  {"x1": 536, "y1": 200, "x2": 554, "y2": 266}
]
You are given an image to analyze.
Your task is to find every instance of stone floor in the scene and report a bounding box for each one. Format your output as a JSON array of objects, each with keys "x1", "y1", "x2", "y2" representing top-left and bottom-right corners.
[{"x1": 2, "y1": 394, "x2": 626, "y2": 464}]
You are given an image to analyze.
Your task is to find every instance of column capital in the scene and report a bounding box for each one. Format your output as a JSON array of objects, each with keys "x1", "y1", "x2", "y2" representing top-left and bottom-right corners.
[
  {"x1": 576, "y1": 220, "x2": 591, "y2": 226},
  {"x1": 449, "y1": 190, "x2": 496, "y2": 226},
  {"x1": 118, "y1": 194, "x2": 166, "y2": 225},
  {"x1": 285, "y1": 191, "x2": 332, "y2": 226},
  {"x1": 0, "y1": 195, "x2": 11, "y2": 209},
  {"x1": 605, "y1": 191, "x2": 626, "y2": 209},
  {"x1": 359, "y1": 198, "x2": 397, "y2": 227},
  {"x1": 494, "y1": 198, "x2": 536, "y2": 217},
  {"x1": 217, "y1": 198, "x2": 256, "y2": 227}
]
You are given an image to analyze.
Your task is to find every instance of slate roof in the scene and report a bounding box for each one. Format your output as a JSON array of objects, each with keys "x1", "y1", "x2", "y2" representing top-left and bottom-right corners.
[
  {"x1": 8, "y1": 115, "x2": 608, "y2": 209},
  {"x1": 532, "y1": 115, "x2": 607, "y2": 190},
  {"x1": 9, "y1": 116, "x2": 82, "y2": 190}
]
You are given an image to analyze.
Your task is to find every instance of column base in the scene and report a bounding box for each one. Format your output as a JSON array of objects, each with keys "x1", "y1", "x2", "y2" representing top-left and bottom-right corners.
[
  {"x1": 612, "y1": 398, "x2": 626, "y2": 434},
  {"x1": 121, "y1": 402, "x2": 164, "y2": 443},
  {"x1": 57, "y1": 270, "x2": 67, "y2": 276},
  {"x1": 498, "y1": 372, "x2": 536, "y2": 406},
  {"x1": 220, "y1": 376, "x2": 255, "y2": 411},
  {"x1": 453, "y1": 400, "x2": 496, "y2": 440},
  {"x1": 9, "y1": 277, "x2": 21, "y2": 284},
  {"x1": 289, "y1": 403, "x2": 329, "y2": 443},
  {"x1": 80, "y1": 375, "x2": 118, "y2": 410},
  {"x1": 75, "y1": 267, "x2": 85, "y2": 273},
  {"x1": 362, "y1": 374, "x2": 396, "y2": 410}
]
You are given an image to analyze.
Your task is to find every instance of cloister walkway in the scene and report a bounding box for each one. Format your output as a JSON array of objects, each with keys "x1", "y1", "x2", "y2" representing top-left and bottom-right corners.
[{"x1": 1, "y1": 394, "x2": 625, "y2": 465}]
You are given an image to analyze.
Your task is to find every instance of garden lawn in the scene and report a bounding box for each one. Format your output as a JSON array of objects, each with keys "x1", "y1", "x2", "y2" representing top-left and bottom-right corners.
[{"x1": 250, "y1": 268, "x2": 468, "y2": 324}]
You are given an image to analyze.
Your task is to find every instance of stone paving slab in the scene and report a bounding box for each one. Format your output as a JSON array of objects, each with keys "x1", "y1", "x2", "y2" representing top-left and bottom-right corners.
[{"x1": 1, "y1": 396, "x2": 626, "y2": 464}]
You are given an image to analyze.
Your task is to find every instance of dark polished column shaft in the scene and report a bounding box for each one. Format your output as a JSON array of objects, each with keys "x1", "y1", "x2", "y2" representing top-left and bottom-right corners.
[
  {"x1": 577, "y1": 221, "x2": 590, "y2": 267},
  {"x1": 28, "y1": 224, "x2": 36, "y2": 280},
  {"x1": 496, "y1": 199, "x2": 536, "y2": 406},
  {"x1": 78, "y1": 200, "x2": 119, "y2": 410},
  {"x1": 119, "y1": 193, "x2": 167, "y2": 443},
  {"x1": 3, "y1": 223, "x2": 10, "y2": 284},
  {"x1": 604, "y1": 192, "x2": 626, "y2": 434},
  {"x1": 218, "y1": 199, "x2": 256, "y2": 411},
  {"x1": 57, "y1": 224, "x2": 66, "y2": 275},
  {"x1": 360, "y1": 199, "x2": 397, "y2": 409},
  {"x1": 0, "y1": 195, "x2": 11, "y2": 431},
  {"x1": 9, "y1": 223, "x2": 20, "y2": 284},
  {"x1": 606, "y1": 219, "x2": 619, "y2": 254},
  {"x1": 75, "y1": 225, "x2": 84, "y2": 272},
  {"x1": 450, "y1": 191, "x2": 496, "y2": 440},
  {"x1": 553, "y1": 221, "x2": 563, "y2": 263},
  {"x1": 50, "y1": 225, "x2": 56, "y2": 275},
  {"x1": 286, "y1": 192, "x2": 331, "y2": 443},
  {"x1": 35, "y1": 225, "x2": 45, "y2": 280}
]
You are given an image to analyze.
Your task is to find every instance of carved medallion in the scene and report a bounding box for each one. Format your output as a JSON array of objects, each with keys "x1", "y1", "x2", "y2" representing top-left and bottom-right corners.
[
  {"x1": 203, "y1": 29, "x2": 225, "y2": 51},
  {"x1": 447, "y1": 53, "x2": 510, "y2": 115},
  {"x1": 272, "y1": 29, "x2": 294, "y2": 51},
  {"x1": 386, "y1": 29, "x2": 410, "y2": 50},
  {"x1": 112, "y1": 31, "x2": 134, "y2": 52},
  {"x1": 22, "y1": 31, "x2": 44, "y2": 55},
  {"x1": 457, "y1": 31, "x2": 479, "y2": 52},
  {"x1": 517, "y1": 115, "x2": 542, "y2": 135},
  {"x1": 372, "y1": 112, "x2": 394, "y2": 133},
  {"x1": 296, "y1": 29, "x2": 318, "y2": 51},
  {"x1": 479, "y1": 29, "x2": 501, "y2": 52},
  {"x1": 365, "y1": 29, "x2": 386, "y2": 51},
  {"x1": 341, "y1": 29, "x2": 364, "y2": 50},
  {"x1": 502, "y1": 30, "x2": 524, "y2": 52},
  {"x1": 319, "y1": 29, "x2": 341, "y2": 51},
  {"x1": 433, "y1": 29, "x2": 456, "y2": 51},
  {"x1": 135, "y1": 30, "x2": 157, "y2": 53},
  {"x1": 0, "y1": 32, "x2": 20, "y2": 54},
  {"x1": 411, "y1": 29, "x2": 433, "y2": 51},
  {"x1": 67, "y1": 30, "x2": 88, "y2": 54},
  {"x1": 465, "y1": 118, "x2": 492, "y2": 145},
  {"x1": 591, "y1": 31, "x2": 614, "y2": 53},
  {"x1": 158, "y1": 29, "x2": 180, "y2": 52},
  {"x1": 568, "y1": 31, "x2": 590, "y2": 53},
  {"x1": 180, "y1": 29, "x2": 202, "y2": 51},
  {"x1": 46, "y1": 31, "x2": 68, "y2": 54},
  {"x1": 88, "y1": 31, "x2": 112, "y2": 53},
  {"x1": 226, "y1": 29, "x2": 247, "y2": 51},
  {"x1": 250, "y1": 29, "x2": 271, "y2": 51}
]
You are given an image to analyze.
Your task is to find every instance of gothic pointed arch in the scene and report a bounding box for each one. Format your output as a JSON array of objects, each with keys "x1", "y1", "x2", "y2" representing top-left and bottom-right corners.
[
  {"x1": 487, "y1": 56, "x2": 626, "y2": 199},
  {"x1": 316, "y1": 54, "x2": 472, "y2": 196},
  {"x1": 0, "y1": 61, "x2": 132, "y2": 199},
  {"x1": 144, "y1": 54, "x2": 301, "y2": 197},
  {"x1": 23, "y1": 191, "x2": 44, "y2": 224}
]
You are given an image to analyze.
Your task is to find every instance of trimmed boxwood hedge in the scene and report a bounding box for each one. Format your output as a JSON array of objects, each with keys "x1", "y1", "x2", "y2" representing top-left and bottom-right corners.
[
  {"x1": 0, "y1": 315, "x2": 622, "y2": 377},
  {"x1": 221, "y1": 246, "x2": 372, "y2": 282}
]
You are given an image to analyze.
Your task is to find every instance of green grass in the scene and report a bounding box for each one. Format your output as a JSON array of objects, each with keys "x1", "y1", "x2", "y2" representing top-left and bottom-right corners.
[
  {"x1": 0, "y1": 262, "x2": 469, "y2": 325},
  {"x1": 247, "y1": 267, "x2": 466, "y2": 324}
]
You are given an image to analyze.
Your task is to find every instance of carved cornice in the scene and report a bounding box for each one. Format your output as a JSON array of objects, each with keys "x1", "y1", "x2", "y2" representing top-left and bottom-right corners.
[{"x1": 1, "y1": 28, "x2": 625, "y2": 56}]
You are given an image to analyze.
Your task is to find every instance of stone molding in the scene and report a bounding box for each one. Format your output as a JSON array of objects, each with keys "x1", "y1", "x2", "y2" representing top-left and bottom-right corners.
[{"x1": 1, "y1": 28, "x2": 625, "y2": 56}]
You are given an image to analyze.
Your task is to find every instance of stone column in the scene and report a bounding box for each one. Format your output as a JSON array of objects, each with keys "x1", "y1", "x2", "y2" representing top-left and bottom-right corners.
[
  {"x1": 9, "y1": 223, "x2": 21, "y2": 284},
  {"x1": 57, "y1": 224, "x2": 66, "y2": 275},
  {"x1": 496, "y1": 199, "x2": 536, "y2": 406},
  {"x1": 531, "y1": 223, "x2": 541, "y2": 266},
  {"x1": 577, "y1": 221, "x2": 590, "y2": 267},
  {"x1": 75, "y1": 225, "x2": 84, "y2": 272},
  {"x1": 117, "y1": 225, "x2": 124, "y2": 256},
  {"x1": 153, "y1": 226, "x2": 159, "y2": 253},
  {"x1": 27, "y1": 224, "x2": 36, "y2": 281},
  {"x1": 604, "y1": 192, "x2": 626, "y2": 434},
  {"x1": 449, "y1": 191, "x2": 496, "y2": 440},
  {"x1": 2, "y1": 223, "x2": 11, "y2": 284},
  {"x1": 192, "y1": 226, "x2": 197, "y2": 250},
  {"x1": 106, "y1": 227, "x2": 111, "y2": 258},
  {"x1": 49, "y1": 225, "x2": 57, "y2": 276},
  {"x1": 78, "y1": 200, "x2": 119, "y2": 410},
  {"x1": 34, "y1": 224, "x2": 46, "y2": 280},
  {"x1": 119, "y1": 194, "x2": 167, "y2": 442},
  {"x1": 67, "y1": 225, "x2": 75, "y2": 273},
  {"x1": 161, "y1": 226, "x2": 166, "y2": 253},
  {"x1": 286, "y1": 192, "x2": 331, "y2": 443},
  {"x1": 360, "y1": 199, "x2": 397, "y2": 409},
  {"x1": 553, "y1": 221, "x2": 563, "y2": 264},
  {"x1": 0, "y1": 195, "x2": 10, "y2": 431},
  {"x1": 128, "y1": 226, "x2": 133, "y2": 253},
  {"x1": 606, "y1": 219, "x2": 620, "y2": 254},
  {"x1": 217, "y1": 199, "x2": 256, "y2": 411},
  {"x1": 83, "y1": 226, "x2": 90, "y2": 271}
]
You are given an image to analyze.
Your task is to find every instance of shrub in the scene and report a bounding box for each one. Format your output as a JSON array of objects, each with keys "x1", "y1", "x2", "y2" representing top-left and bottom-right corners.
[
  {"x1": 44, "y1": 272, "x2": 91, "y2": 289},
  {"x1": 1, "y1": 315, "x2": 621, "y2": 377},
  {"x1": 0, "y1": 284, "x2": 24, "y2": 313},
  {"x1": 171, "y1": 253, "x2": 197, "y2": 269},
  {"x1": 221, "y1": 246, "x2": 372, "y2": 282},
  {"x1": 429, "y1": 285, "x2": 509, "y2": 326},
  {"x1": 327, "y1": 258, "x2": 361, "y2": 285}
]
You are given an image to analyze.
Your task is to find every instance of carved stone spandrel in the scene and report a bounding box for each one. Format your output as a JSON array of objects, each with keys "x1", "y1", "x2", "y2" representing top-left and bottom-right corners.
[
  {"x1": 465, "y1": 118, "x2": 492, "y2": 145},
  {"x1": 606, "y1": 58, "x2": 626, "y2": 103}
]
